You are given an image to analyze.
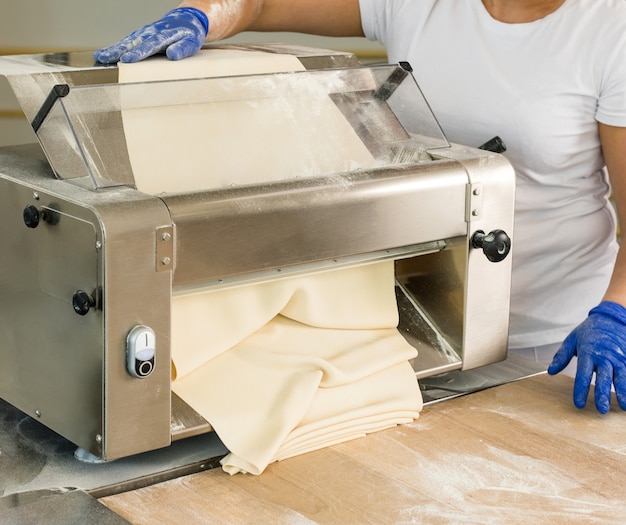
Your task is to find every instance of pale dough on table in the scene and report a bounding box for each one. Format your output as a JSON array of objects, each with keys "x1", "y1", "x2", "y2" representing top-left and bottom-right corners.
[{"x1": 118, "y1": 49, "x2": 422, "y2": 475}]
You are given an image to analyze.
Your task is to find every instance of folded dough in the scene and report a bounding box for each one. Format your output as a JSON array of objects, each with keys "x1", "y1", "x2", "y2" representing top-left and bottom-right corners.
[
  {"x1": 173, "y1": 314, "x2": 422, "y2": 475},
  {"x1": 169, "y1": 262, "x2": 423, "y2": 475}
]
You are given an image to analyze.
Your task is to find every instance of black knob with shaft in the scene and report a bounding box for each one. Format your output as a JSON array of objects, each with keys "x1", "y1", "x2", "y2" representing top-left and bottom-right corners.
[
  {"x1": 23, "y1": 205, "x2": 60, "y2": 228},
  {"x1": 472, "y1": 229, "x2": 511, "y2": 262}
]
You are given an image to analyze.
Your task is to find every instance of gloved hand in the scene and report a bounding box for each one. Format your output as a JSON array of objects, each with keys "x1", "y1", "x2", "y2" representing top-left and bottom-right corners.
[
  {"x1": 548, "y1": 301, "x2": 626, "y2": 414},
  {"x1": 93, "y1": 7, "x2": 209, "y2": 64}
]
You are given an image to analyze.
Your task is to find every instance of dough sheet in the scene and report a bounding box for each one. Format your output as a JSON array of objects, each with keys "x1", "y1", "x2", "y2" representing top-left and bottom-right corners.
[
  {"x1": 119, "y1": 49, "x2": 374, "y2": 194},
  {"x1": 118, "y1": 49, "x2": 422, "y2": 475},
  {"x1": 171, "y1": 262, "x2": 400, "y2": 380}
]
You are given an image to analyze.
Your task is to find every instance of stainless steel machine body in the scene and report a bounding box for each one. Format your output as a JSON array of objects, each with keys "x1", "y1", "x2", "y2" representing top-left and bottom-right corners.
[{"x1": 0, "y1": 45, "x2": 515, "y2": 461}]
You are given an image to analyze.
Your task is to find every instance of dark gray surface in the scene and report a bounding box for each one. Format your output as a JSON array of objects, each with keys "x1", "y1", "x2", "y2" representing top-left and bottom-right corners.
[
  {"x1": 0, "y1": 397, "x2": 228, "y2": 500},
  {"x1": 0, "y1": 489, "x2": 131, "y2": 525},
  {"x1": 420, "y1": 352, "x2": 547, "y2": 404}
]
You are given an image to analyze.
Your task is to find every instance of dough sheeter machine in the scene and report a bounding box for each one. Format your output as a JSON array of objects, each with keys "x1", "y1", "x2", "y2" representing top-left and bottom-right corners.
[{"x1": 0, "y1": 44, "x2": 515, "y2": 462}]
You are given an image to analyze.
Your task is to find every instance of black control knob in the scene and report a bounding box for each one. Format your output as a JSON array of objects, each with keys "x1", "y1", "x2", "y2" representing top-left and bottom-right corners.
[
  {"x1": 72, "y1": 290, "x2": 95, "y2": 316},
  {"x1": 472, "y1": 229, "x2": 511, "y2": 262},
  {"x1": 23, "y1": 205, "x2": 41, "y2": 228},
  {"x1": 23, "y1": 205, "x2": 60, "y2": 228}
]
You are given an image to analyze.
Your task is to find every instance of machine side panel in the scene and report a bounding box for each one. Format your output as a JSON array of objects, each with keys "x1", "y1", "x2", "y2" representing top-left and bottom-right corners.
[
  {"x1": 97, "y1": 196, "x2": 174, "y2": 460},
  {"x1": 0, "y1": 145, "x2": 173, "y2": 460},
  {"x1": 0, "y1": 175, "x2": 104, "y2": 453},
  {"x1": 437, "y1": 148, "x2": 515, "y2": 368}
]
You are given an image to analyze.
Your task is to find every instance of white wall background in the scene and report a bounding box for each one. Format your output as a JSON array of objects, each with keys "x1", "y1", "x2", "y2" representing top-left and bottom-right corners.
[{"x1": 0, "y1": 0, "x2": 385, "y2": 146}]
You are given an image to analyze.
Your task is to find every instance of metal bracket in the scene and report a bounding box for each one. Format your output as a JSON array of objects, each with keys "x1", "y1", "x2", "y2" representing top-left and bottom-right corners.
[
  {"x1": 466, "y1": 183, "x2": 484, "y2": 222},
  {"x1": 156, "y1": 225, "x2": 175, "y2": 272}
]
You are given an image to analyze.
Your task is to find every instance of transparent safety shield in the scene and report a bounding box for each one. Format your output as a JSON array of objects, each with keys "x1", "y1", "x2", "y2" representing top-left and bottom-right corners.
[{"x1": 34, "y1": 64, "x2": 450, "y2": 192}]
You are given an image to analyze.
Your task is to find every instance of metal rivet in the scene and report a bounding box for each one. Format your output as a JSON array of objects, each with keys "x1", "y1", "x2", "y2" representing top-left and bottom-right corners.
[
  {"x1": 161, "y1": 257, "x2": 171, "y2": 266},
  {"x1": 472, "y1": 209, "x2": 480, "y2": 217},
  {"x1": 35, "y1": 409, "x2": 41, "y2": 417},
  {"x1": 161, "y1": 232, "x2": 171, "y2": 242},
  {"x1": 95, "y1": 241, "x2": 102, "y2": 250}
]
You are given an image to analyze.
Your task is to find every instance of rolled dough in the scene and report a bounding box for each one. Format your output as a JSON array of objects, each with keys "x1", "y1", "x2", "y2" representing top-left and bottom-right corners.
[{"x1": 118, "y1": 49, "x2": 375, "y2": 194}]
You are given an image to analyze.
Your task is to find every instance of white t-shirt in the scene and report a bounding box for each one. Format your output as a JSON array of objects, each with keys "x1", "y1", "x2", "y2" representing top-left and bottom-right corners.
[{"x1": 360, "y1": 0, "x2": 626, "y2": 348}]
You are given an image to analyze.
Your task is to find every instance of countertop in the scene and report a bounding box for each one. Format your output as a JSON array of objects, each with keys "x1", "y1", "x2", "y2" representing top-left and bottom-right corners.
[{"x1": 100, "y1": 373, "x2": 626, "y2": 524}]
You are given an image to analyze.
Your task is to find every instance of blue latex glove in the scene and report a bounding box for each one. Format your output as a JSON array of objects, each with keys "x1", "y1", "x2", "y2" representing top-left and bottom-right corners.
[
  {"x1": 93, "y1": 7, "x2": 209, "y2": 64},
  {"x1": 548, "y1": 301, "x2": 626, "y2": 414}
]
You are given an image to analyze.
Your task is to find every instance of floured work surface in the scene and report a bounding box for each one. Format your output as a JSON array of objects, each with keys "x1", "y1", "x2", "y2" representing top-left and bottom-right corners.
[
  {"x1": 0, "y1": 354, "x2": 545, "y2": 521},
  {"x1": 101, "y1": 373, "x2": 626, "y2": 525},
  {"x1": 119, "y1": 49, "x2": 423, "y2": 475}
]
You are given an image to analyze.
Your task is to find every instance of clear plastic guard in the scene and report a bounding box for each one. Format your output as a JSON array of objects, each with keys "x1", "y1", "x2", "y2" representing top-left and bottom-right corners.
[{"x1": 34, "y1": 64, "x2": 450, "y2": 192}]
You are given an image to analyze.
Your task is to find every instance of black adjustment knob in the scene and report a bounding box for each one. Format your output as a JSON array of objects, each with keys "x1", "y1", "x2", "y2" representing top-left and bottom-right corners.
[
  {"x1": 23, "y1": 205, "x2": 41, "y2": 228},
  {"x1": 472, "y1": 229, "x2": 511, "y2": 262},
  {"x1": 23, "y1": 205, "x2": 60, "y2": 228},
  {"x1": 72, "y1": 290, "x2": 95, "y2": 316}
]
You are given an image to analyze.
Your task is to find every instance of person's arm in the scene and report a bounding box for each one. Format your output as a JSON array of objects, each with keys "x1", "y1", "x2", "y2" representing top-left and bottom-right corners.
[
  {"x1": 548, "y1": 123, "x2": 626, "y2": 414},
  {"x1": 599, "y1": 123, "x2": 626, "y2": 304},
  {"x1": 178, "y1": 0, "x2": 364, "y2": 41},
  {"x1": 93, "y1": 0, "x2": 362, "y2": 63}
]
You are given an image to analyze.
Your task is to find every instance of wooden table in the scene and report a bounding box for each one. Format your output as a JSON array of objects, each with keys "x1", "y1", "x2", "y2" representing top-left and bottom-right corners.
[{"x1": 100, "y1": 374, "x2": 626, "y2": 524}]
